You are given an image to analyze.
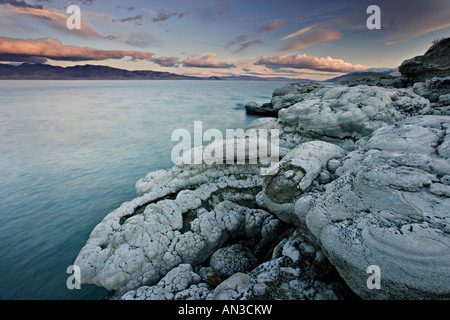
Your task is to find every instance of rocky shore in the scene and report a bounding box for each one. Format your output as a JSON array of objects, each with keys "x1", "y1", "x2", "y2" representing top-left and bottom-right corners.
[{"x1": 74, "y1": 38, "x2": 450, "y2": 300}]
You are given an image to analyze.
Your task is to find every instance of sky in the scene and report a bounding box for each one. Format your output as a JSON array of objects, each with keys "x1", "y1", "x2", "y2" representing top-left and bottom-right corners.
[{"x1": 0, "y1": 0, "x2": 449, "y2": 80}]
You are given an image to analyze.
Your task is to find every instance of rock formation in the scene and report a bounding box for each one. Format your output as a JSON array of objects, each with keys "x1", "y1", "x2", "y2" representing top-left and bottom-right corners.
[
  {"x1": 74, "y1": 39, "x2": 450, "y2": 300},
  {"x1": 399, "y1": 38, "x2": 450, "y2": 80}
]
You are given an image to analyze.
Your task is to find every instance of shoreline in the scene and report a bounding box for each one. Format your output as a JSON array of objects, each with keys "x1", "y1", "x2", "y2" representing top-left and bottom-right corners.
[{"x1": 73, "y1": 39, "x2": 450, "y2": 300}]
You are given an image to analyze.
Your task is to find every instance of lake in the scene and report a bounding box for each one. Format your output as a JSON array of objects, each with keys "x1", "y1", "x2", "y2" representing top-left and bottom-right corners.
[{"x1": 0, "y1": 80, "x2": 287, "y2": 299}]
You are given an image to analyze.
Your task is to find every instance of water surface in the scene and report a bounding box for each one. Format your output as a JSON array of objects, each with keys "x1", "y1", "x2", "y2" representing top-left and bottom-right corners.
[{"x1": 0, "y1": 80, "x2": 286, "y2": 299}]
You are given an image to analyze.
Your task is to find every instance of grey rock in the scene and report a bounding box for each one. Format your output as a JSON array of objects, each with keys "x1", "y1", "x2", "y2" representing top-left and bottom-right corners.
[
  {"x1": 399, "y1": 38, "x2": 450, "y2": 80},
  {"x1": 337, "y1": 72, "x2": 387, "y2": 87},
  {"x1": 318, "y1": 171, "x2": 332, "y2": 184},
  {"x1": 277, "y1": 85, "x2": 429, "y2": 143},
  {"x1": 198, "y1": 267, "x2": 222, "y2": 288},
  {"x1": 306, "y1": 116, "x2": 450, "y2": 299},
  {"x1": 327, "y1": 159, "x2": 341, "y2": 173},
  {"x1": 271, "y1": 82, "x2": 322, "y2": 112},
  {"x1": 210, "y1": 243, "x2": 257, "y2": 278},
  {"x1": 209, "y1": 231, "x2": 346, "y2": 300},
  {"x1": 120, "y1": 264, "x2": 202, "y2": 300},
  {"x1": 212, "y1": 273, "x2": 251, "y2": 300},
  {"x1": 413, "y1": 77, "x2": 450, "y2": 109},
  {"x1": 245, "y1": 101, "x2": 278, "y2": 117},
  {"x1": 260, "y1": 141, "x2": 346, "y2": 227}
]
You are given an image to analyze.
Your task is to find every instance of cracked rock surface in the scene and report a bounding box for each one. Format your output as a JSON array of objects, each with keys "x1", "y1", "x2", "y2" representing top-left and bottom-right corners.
[
  {"x1": 75, "y1": 65, "x2": 449, "y2": 300},
  {"x1": 306, "y1": 116, "x2": 450, "y2": 299}
]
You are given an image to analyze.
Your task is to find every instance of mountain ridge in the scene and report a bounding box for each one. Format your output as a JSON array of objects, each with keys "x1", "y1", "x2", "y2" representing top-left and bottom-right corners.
[
  {"x1": 0, "y1": 63, "x2": 200, "y2": 80},
  {"x1": 0, "y1": 63, "x2": 314, "y2": 81}
]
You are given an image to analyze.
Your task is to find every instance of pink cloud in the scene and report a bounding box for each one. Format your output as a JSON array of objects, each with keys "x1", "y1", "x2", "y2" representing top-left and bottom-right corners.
[
  {"x1": 0, "y1": 37, "x2": 178, "y2": 67},
  {"x1": 258, "y1": 19, "x2": 284, "y2": 35},
  {"x1": 256, "y1": 53, "x2": 368, "y2": 73},
  {"x1": 282, "y1": 30, "x2": 342, "y2": 51},
  {"x1": 182, "y1": 54, "x2": 235, "y2": 68},
  {"x1": 1, "y1": 4, "x2": 102, "y2": 38}
]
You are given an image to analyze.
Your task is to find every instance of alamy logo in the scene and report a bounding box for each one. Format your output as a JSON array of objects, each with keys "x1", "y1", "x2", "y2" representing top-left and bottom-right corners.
[
  {"x1": 366, "y1": 265, "x2": 381, "y2": 289},
  {"x1": 171, "y1": 121, "x2": 280, "y2": 175},
  {"x1": 67, "y1": 5, "x2": 81, "y2": 30},
  {"x1": 366, "y1": 5, "x2": 381, "y2": 30},
  {"x1": 66, "y1": 265, "x2": 81, "y2": 290}
]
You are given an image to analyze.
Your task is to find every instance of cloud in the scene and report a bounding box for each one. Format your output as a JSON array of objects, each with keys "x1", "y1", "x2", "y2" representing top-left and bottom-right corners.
[
  {"x1": 104, "y1": 33, "x2": 160, "y2": 48},
  {"x1": 0, "y1": 0, "x2": 43, "y2": 9},
  {"x1": 0, "y1": 2, "x2": 102, "y2": 38},
  {"x1": 280, "y1": 24, "x2": 317, "y2": 40},
  {"x1": 151, "y1": 56, "x2": 179, "y2": 67},
  {"x1": 194, "y1": 0, "x2": 232, "y2": 22},
  {"x1": 282, "y1": 30, "x2": 342, "y2": 51},
  {"x1": 228, "y1": 39, "x2": 264, "y2": 53},
  {"x1": 78, "y1": 0, "x2": 94, "y2": 6},
  {"x1": 227, "y1": 19, "x2": 284, "y2": 53},
  {"x1": 124, "y1": 33, "x2": 160, "y2": 48},
  {"x1": 112, "y1": 14, "x2": 143, "y2": 25},
  {"x1": 237, "y1": 39, "x2": 264, "y2": 52},
  {"x1": 257, "y1": 19, "x2": 284, "y2": 35},
  {"x1": 182, "y1": 54, "x2": 235, "y2": 68},
  {"x1": 152, "y1": 9, "x2": 187, "y2": 22},
  {"x1": 0, "y1": 37, "x2": 179, "y2": 67},
  {"x1": 380, "y1": 0, "x2": 450, "y2": 45},
  {"x1": 0, "y1": 53, "x2": 47, "y2": 63},
  {"x1": 256, "y1": 53, "x2": 368, "y2": 73},
  {"x1": 116, "y1": 5, "x2": 134, "y2": 11}
]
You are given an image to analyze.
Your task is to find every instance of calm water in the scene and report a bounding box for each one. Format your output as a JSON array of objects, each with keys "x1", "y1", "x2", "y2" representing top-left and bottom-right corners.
[{"x1": 0, "y1": 80, "x2": 286, "y2": 300}]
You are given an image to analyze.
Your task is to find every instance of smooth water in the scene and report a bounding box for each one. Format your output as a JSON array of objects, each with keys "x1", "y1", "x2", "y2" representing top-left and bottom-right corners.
[{"x1": 0, "y1": 80, "x2": 286, "y2": 300}]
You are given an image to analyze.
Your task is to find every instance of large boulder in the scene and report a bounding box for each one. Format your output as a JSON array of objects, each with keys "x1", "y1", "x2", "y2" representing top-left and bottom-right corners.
[
  {"x1": 244, "y1": 82, "x2": 323, "y2": 117},
  {"x1": 258, "y1": 141, "x2": 347, "y2": 227},
  {"x1": 275, "y1": 85, "x2": 429, "y2": 149},
  {"x1": 306, "y1": 115, "x2": 450, "y2": 299},
  {"x1": 399, "y1": 38, "x2": 450, "y2": 80},
  {"x1": 271, "y1": 82, "x2": 322, "y2": 112},
  {"x1": 245, "y1": 102, "x2": 278, "y2": 117}
]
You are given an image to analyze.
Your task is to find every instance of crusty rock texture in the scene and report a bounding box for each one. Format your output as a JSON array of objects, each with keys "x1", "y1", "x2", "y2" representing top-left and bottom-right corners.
[
  {"x1": 74, "y1": 41, "x2": 449, "y2": 300},
  {"x1": 306, "y1": 116, "x2": 450, "y2": 299}
]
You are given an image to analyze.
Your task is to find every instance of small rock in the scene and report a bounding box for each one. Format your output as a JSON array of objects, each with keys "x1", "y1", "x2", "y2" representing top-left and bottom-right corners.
[
  {"x1": 318, "y1": 171, "x2": 332, "y2": 184},
  {"x1": 327, "y1": 159, "x2": 341, "y2": 173},
  {"x1": 210, "y1": 244, "x2": 257, "y2": 278},
  {"x1": 213, "y1": 273, "x2": 251, "y2": 300}
]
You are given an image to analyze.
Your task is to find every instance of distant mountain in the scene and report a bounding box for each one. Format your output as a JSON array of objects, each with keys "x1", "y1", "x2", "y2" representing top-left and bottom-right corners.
[
  {"x1": 0, "y1": 63, "x2": 200, "y2": 80},
  {"x1": 0, "y1": 62, "x2": 319, "y2": 82},
  {"x1": 219, "y1": 75, "x2": 313, "y2": 82},
  {"x1": 325, "y1": 67, "x2": 398, "y2": 82}
]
